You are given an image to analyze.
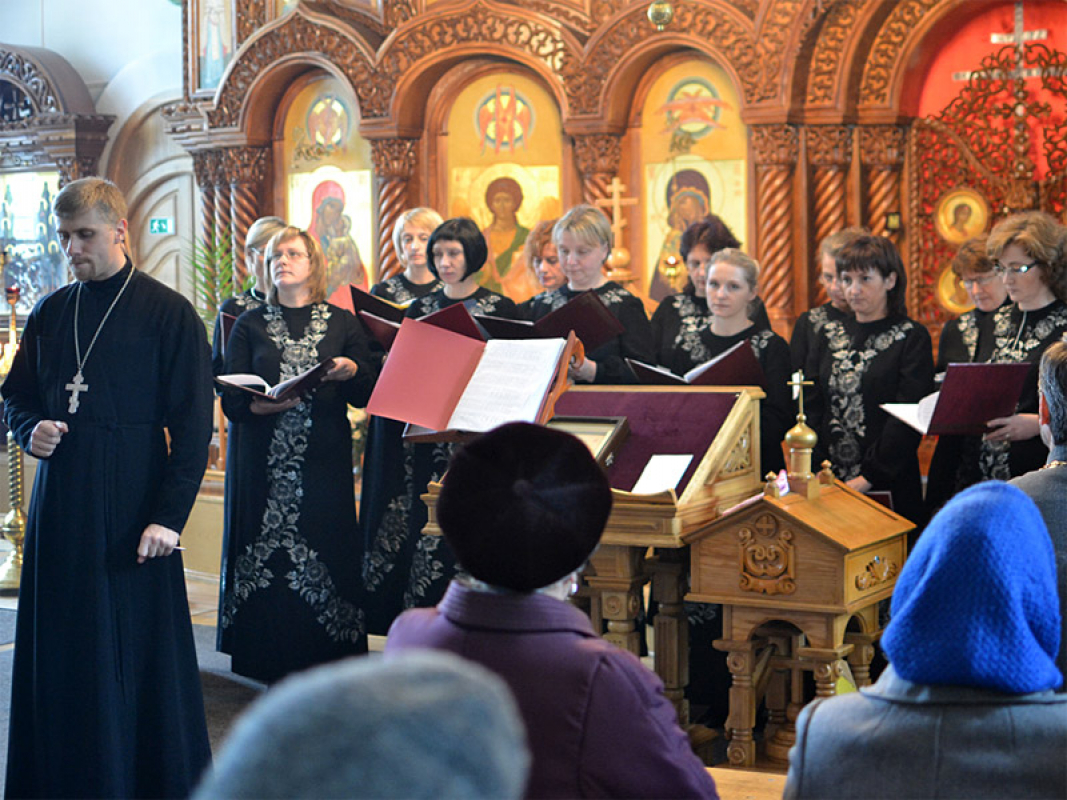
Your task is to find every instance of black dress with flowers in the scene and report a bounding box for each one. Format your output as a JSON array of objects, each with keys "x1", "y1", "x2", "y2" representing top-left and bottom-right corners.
[
  {"x1": 219, "y1": 302, "x2": 377, "y2": 682},
  {"x1": 361, "y1": 287, "x2": 518, "y2": 632},
  {"x1": 807, "y1": 313, "x2": 934, "y2": 526}
]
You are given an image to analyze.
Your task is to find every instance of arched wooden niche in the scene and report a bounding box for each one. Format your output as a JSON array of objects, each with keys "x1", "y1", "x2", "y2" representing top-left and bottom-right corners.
[{"x1": 0, "y1": 45, "x2": 114, "y2": 312}]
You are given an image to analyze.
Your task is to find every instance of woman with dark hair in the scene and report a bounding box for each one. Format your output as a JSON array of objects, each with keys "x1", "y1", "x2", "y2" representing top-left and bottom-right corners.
[
  {"x1": 525, "y1": 205, "x2": 654, "y2": 384},
  {"x1": 219, "y1": 226, "x2": 377, "y2": 682},
  {"x1": 924, "y1": 236, "x2": 1011, "y2": 514},
  {"x1": 975, "y1": 212, "x2": 1067, "y2": 484},
  {"x1": 363, "y1": 219, "x2": 518, "y2": 629},
  {"x1": 806, "y1": 234, "x2": 934, "y2": 526}
]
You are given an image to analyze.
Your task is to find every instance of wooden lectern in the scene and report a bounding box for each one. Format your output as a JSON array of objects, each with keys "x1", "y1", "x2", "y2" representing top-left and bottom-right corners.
[
  {"x1": 422, "y1": 385, "x2": 766, "y2": 733},
  {"x1": 685, "y1": 413, "x2": 914, "y2": 767}
]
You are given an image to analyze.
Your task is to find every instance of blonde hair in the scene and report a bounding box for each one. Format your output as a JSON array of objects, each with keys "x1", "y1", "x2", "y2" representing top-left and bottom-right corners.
[
  {"x1": 708, "y1": 247, "x2": 760, "y2": 292},
  {"x1": 265, "y1": 227, "x2": 327, "y2": 305},
  {"x1": 246, "y1": 216, "x2": 287, "y2": 252},
  {"x1": 552, "y1": 205, "x2": 612, "y2": 252},
  {"x1": 392, "y1": 208, "x2": 444, "y2": 266},
  {"x1": 53, "y1": 177, "x2": 127, "y2": 224}
]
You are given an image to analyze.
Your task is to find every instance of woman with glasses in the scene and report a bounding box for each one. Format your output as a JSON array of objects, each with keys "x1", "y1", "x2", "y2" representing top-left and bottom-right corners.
[
  {"x1": 973, "y1": 211, "x2": 1067, "y2": 482},
  {"x1": 924, "y1": 237, "x2": 1010, "y2": 514},
  {"x1": 516, "y1": 219, "x2": 563, "y2": 312},
  {"x1": 806, "y1": 234, "x2": 934, "y2": 528},
  {"x1": 219, "y1": 226, "x2": 377, "y2": 682}
]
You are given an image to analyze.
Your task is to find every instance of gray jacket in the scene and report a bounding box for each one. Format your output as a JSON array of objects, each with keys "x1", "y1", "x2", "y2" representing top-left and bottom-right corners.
[{"x1": 784, "y1": 666, "x2": 1067, "y2": 800}]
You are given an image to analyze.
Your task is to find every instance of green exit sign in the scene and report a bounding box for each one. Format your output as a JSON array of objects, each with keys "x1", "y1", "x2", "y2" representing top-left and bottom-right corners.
[{"x1": 149, "y1": 217, "x2": 174, "y2": 235}]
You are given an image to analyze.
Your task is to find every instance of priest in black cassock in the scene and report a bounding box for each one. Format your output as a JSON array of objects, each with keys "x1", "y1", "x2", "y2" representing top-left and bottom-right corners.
[{"x1": 2, "y1": 177, "x2": 213, "y2": 798}]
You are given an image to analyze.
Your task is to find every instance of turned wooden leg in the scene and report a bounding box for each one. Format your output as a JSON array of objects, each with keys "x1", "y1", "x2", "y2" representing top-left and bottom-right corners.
[
  {"x1": 586, "y1": 544, "x2": 646, "y2": 656},
  {"x1": 844, "y1": 631, "x2": 878, "y2": 688},
  {"x1": 720, "y1": 642, "x2": 758, "y2": 768},
  {"x1": 648, "y1": 550, "x2": 689, "y2": 724}
]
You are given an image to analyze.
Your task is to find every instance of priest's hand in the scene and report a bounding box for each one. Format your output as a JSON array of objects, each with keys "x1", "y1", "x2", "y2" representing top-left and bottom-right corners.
[
  {"x1": 29, "y1": 420, "x2": 69, "y2": 458},
  {"x1": 984, "y1": 413, "x2": 1040, "y2": 443},
  {"x1": 137, "y1": 523, "x2": 180, "y2": 564},
  {"x1": 250, "y1": 396, "x2": 301, "y2": 415},
  {"x1": 324, "y1": 357, "x2": 358, "y2": 382}
]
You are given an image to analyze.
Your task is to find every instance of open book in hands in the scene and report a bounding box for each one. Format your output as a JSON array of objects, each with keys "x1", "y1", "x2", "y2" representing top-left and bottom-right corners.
[
  {"x1": 215, "y1": 358, "x2": 335, "y2": 403},
  {"x1": 627, "y1": 340, "x2": 766, "y2": 388},
  {"x1": 880, "y1": 361, "x2": 1031, "y2": 435}
]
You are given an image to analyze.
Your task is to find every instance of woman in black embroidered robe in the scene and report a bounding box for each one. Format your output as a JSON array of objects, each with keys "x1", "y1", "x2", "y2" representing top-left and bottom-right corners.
[
  {"x1": 924, "y1": 236, "x2": 1010, "y2": 514},
  {"x1": 807, "y1": 234, "x2": 934, "y2": 527},
  {"x1": 968, "y1": 212, "x2": 1067, "y2": 485},
  {"x1": 359, "y1": 208, "x2": 443, "y2": 634},
  {"x1": 219, "y1": 226, "x2": 377, "y2": 682},
  {"x1": 363, "y1": 218, "x2": 518, "y2": 625},
  {"x1": 525, "y1": 204, "x2": 654, "y2": 384}
]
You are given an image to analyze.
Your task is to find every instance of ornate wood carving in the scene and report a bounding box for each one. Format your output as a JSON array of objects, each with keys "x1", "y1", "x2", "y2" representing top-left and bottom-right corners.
[
  {"x1": 0, "y1": 47, "x2": 64, "y2": 112},
  {"x1": 209, "y1": 13, "x2": 375, "y2": 128},
  {"x1": 376, "y1": 3, "x2": 567, "y2": 119},
  {"x1": 382, "y1": 0, "x2": 417, "y2": 28},
  {"x1": 511, "y1": 1, "x2": 593, "y2": 33},
  {"x1": 53, "y1": 156, "x2": 99, "y2": 185},
  {"x1": 752, "y1": 125, "x2": 798, "y2": 322},
  {"x1": 738, "y1": 515, "x2": 796, "y2": 596},
  {"x1": 854, "y1": 555, "x2": 899, "y2": 590},
  {"x1": 860, "y1": 0, "x2": 941, "y2": 107},
  {"x1": 572, "y1": 133, "x2": 621, "y2": 206},
  {"x1": 806, "y1": 0, "x2": 863, "y2": 105},
  {"x1": 561, "y1": 3, "x2": 763, "y2": 115},
  {"x1": 909, "y1": 42, "x2": 1067, "y2": 328},
  {"x1": 238, "y1": 0, "x2": 268, "y2": 46},
  {"x1": 371, "y1": 138, "x2": 418, "y2": 282},
  {"x1": 221, "y1": 146, "x2": 269, "y2": 286}
]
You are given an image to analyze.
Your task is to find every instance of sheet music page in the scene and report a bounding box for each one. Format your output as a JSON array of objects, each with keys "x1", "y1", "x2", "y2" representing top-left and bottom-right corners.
[
  {"x1": 447, "y1": 338, "x2": 567, "y2": 432},
  {"x1": 632, "y1": 454, "x2": 694, "y2": 494}
]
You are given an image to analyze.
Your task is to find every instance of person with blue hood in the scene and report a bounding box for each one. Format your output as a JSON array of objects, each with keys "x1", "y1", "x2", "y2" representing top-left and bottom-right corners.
[{"x1": 784, "y1": 481, "x2": 1067, "y2": 800}]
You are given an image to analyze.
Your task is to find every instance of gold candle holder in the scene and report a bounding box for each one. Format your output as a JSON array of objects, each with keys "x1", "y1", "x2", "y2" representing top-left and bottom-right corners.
[{"x1": 0, "y1": 273, "x2": 25, "y2": 594}]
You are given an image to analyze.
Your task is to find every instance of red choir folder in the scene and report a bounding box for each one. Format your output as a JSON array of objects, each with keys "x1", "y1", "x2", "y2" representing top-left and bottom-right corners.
[
  {"x1": 627, "y1": 340, "x2": 766, "y2": 389},
  {"x1": 358, "y1": 301, "x2": 485, "y2": 350},
  {"x1": 475, "y1": 290, "x2": 624, "y2": 351},
  {"x1": 881, "y1": 361, "x2": 1032, "y2": 436},
  {"x1": 349, "y1": 286, "x2": 409, "y2": 322},
  {"x1": 367, "y1": 318, "x2": 578, "y2": 441}
]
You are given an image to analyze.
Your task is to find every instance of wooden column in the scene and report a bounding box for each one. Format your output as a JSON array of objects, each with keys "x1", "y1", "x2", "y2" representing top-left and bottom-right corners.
[
  {"x1": 572, "y1": 133, "x2": 622, "y2": 207},
  {"x1": 54, "y1": 156, "x2": 101, "y2": 187},
  {"x1": 193, "y1": 150, "x2": 218, "y2": 253},
  {"x1": 223, "y1": 146, "x2": 269, "y2": 288},
  {"x1": 859, "y1": 125, "x2": 906, "y2": 242},
  {"x1": 371, "y1": 138, "x2": 418, "y2": 283},
  {"x1": 647, "y1": 551, "x2": 689, "y2": 722},
  {"x1": 585, "y1": 544, "x2": 646, "y2": 656},
  {"x1": 806, "y1": 125, "x2": 852, "y2": 307},
  {"x1": 212, "y1": 154, "x2": 233, "y2": 276},
  {"x1": 752, "y1": 125, "x2": 799, "y2": 331}
]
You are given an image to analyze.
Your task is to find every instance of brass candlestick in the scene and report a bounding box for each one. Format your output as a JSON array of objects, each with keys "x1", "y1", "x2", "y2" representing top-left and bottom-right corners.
[{"x1": 0, "y1": 276, "x2": 25, "y2": 594}]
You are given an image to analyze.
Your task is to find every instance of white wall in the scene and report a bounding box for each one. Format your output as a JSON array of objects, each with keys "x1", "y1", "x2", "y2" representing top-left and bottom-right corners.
[{"x1": 0, "y1": 0, "x2": 183, "y2": 103}]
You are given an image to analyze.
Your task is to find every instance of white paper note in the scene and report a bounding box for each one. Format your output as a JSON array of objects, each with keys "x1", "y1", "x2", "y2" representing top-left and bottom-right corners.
[{"x1": 631, "y1": 454, "x2": 693, "y2": 494}]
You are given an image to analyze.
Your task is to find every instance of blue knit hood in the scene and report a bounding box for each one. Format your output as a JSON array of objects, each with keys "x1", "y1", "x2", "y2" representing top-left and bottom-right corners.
[{"x1": 883, "y1": 481, "x2": 1062, "y2": 694}]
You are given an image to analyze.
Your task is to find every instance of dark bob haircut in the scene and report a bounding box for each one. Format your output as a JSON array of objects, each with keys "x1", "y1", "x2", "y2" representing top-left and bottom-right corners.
[
  {"x1": 679, "y1": 214, "x2": 741, "y2": 264},
  {"x1": 427, "y1": 217, "x2": 488, "y2": 281},
  {"x1": 835, "y1": 234, "x2": 908, "y2": 317}
]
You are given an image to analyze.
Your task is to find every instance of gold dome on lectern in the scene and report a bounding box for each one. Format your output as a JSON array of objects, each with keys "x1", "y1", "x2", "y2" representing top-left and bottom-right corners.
[{"x1": 786, "y1": 415, "x2": 817, "y2": 450}]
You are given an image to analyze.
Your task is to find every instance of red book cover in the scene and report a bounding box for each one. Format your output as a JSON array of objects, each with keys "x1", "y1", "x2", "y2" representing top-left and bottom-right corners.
[
  {"x1": 685, "y1": 340, "x2": 766, "y2": 389},
  {"x1": 475, "y1": 291, "x2": 622, "y2": 351}
]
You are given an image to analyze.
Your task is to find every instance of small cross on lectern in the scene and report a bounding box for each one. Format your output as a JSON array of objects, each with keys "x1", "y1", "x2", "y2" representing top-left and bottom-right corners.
[
  {"x1": 788, "y1": 370, "x2": 813, "y2": 417},
  {"x1": 66, "y1": 371, "x2": 89, "y2": 414},
  {"x1": 594, "y1": 177, "x2": 637, "y2": 247}
]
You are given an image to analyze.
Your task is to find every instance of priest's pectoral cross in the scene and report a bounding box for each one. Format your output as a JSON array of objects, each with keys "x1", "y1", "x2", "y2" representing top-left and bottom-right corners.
[{"x1": 65, "y1": 371, "x2": 88, "y2": 414}]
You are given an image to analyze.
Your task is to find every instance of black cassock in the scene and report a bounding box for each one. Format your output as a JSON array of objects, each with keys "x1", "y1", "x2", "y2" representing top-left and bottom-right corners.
[
  {"x1": 2, "y1": 264, "x2": 213, "y2": 798},
  {"x1": 361, "y1": 287, "x2": 517, "y2": 631},
  {"x1": 219, "y1": 302, "x2": 376, "y2": 683}
]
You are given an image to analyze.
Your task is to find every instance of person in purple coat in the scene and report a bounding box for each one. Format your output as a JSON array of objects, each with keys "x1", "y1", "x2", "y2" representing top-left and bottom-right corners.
[{"x1": 386, "y1": 422, "x2": 718, "y2": 800}]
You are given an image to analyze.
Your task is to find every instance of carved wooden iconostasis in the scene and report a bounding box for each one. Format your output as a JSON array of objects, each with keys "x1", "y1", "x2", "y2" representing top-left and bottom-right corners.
[{"x1": 165, "y1": 0, "x2": 1067, "y2": 340}]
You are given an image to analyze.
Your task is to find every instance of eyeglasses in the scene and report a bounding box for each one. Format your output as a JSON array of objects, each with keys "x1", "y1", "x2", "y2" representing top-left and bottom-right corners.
[
  {"x1": 271, "y1": 249, "x2": 309, "y2": 263},
  {"x1": 960, "y1": 274, "x2": 998, "y2": 288},
  {"x1": 993, "y1": 262, "x2": 1039, "y2": 277}
]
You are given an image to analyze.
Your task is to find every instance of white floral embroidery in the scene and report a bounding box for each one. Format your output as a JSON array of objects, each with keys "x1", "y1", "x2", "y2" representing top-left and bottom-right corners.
[
  {"x1": 221, "y1": 303, "x2": 364, "y2": 643},
  {"x1": 823, "y1": 318, "x2": 914, "y2": 480},
  {"x1": 672, "y1": 294, "x2": 712, "y2": 365}
]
